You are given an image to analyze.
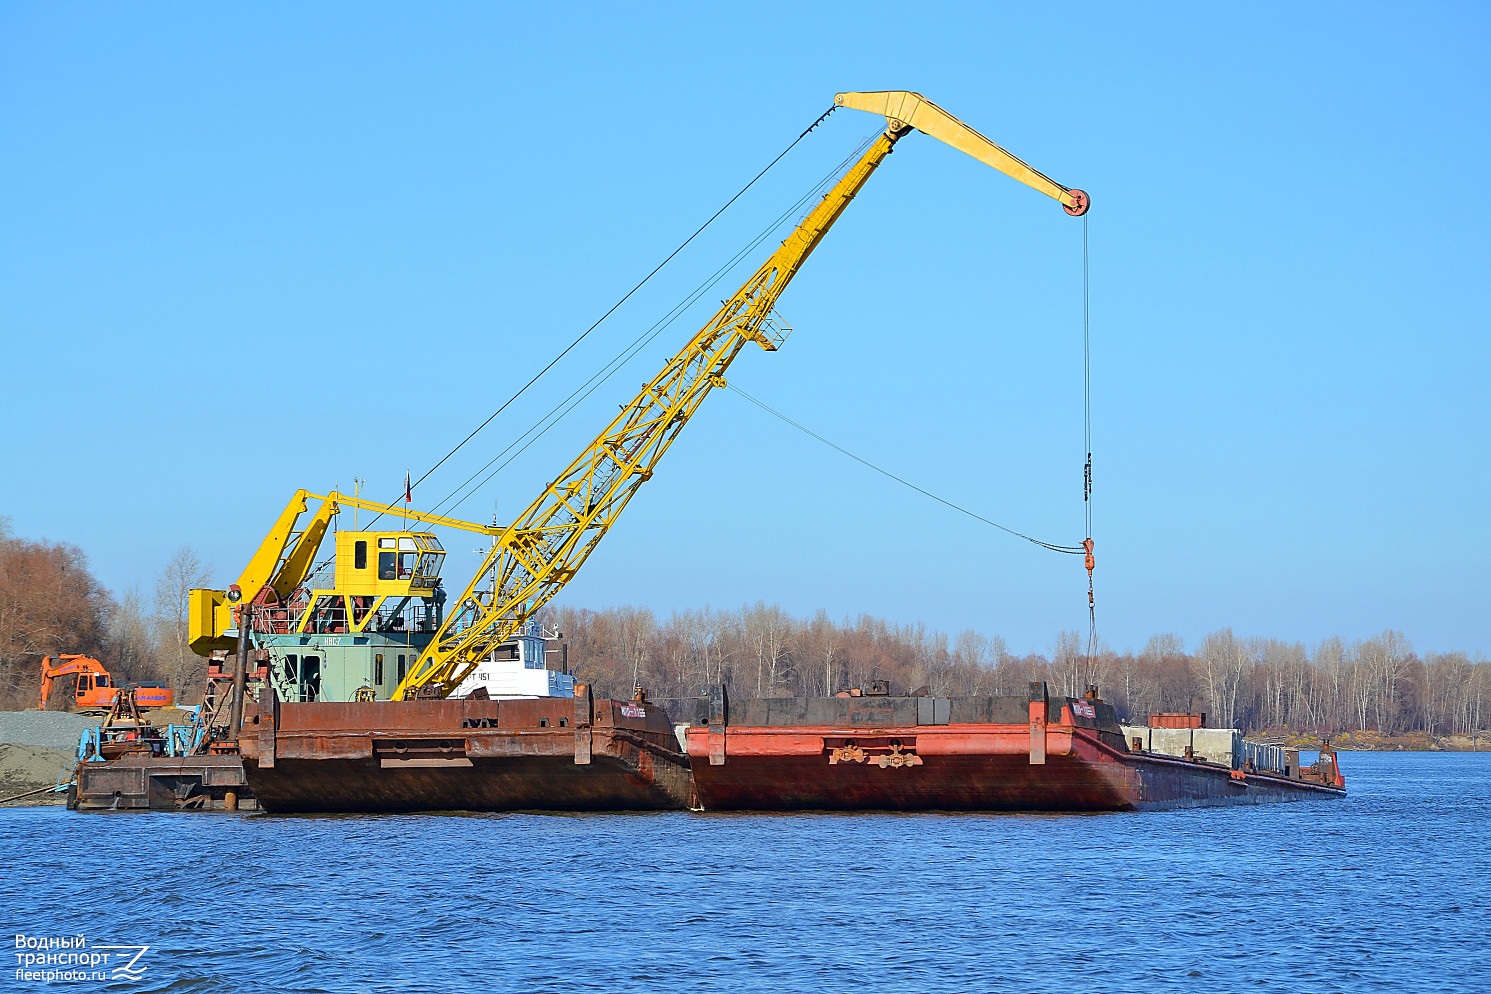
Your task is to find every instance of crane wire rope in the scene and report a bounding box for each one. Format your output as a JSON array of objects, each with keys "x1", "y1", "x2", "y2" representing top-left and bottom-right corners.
[
  {"x1": 358, "y1": 103, "x2": 840, "y2": 528},
  {"x1": 723, "y1": 210, "x2": 1100, "y2": 672},
  {"x1": 727, "y1": 384, "x2": 1086, "y2": 555},
  {"x1": 303, "y1": 124, "x2": 864, "y2": 590},
  {"x1": 1083, "y1": 216, "x2": 1092, "y2": 539},
  {"x1": 425, "y1": 133, "x2": 882, "y2": 520},
  {"x1": 326, "y1": 108, "x2": 1101, "y2": 675},
  {"x1": 1082, "y1": 212, "x2": 1098, "y2": 670},
  {"x1": 437, "y1": 153, "x2": 1097, "y2": 589},
  {"x1": 301, "y1": 112, "x2": 859, "y2": 582}
]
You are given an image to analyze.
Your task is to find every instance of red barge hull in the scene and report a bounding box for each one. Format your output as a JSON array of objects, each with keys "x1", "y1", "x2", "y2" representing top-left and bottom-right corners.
[
  {"x1": 239, "y1": 686, "x2": 693, "y2": 813},
  {"x1": 685, "y1": 684, "x2": 1345, "y2": 812}
]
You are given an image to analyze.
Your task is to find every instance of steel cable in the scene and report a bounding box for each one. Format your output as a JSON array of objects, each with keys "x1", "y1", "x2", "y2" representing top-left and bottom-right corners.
[
  {"x1": 728, "y1": 384, "x2": 1086, "y2": 556},
  {"x1": 1082, "y1": 212, "x2": 1099, "y2": 666},
  {"x1": 359, "y1": 104, "x2": 840, "y2": 526},
  {"x1": 427, "y1": 133, "x2": 880, "y2": 519}
]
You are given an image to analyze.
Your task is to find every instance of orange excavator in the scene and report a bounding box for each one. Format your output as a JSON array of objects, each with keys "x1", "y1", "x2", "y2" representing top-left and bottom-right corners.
[{"x1": 38, "y1": 655, "x2": 174, "y2": 713}]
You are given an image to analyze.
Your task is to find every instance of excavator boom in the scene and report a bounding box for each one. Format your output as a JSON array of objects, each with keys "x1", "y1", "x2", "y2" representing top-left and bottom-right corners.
[{"x1": 39, "y1": 655, "x2": 112, "y2": 709}]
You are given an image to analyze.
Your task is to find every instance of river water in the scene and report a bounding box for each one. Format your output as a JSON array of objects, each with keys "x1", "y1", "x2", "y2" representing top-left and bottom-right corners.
[{"x1": 2, "y1": 751, "x2": 1487, "y2": 993}]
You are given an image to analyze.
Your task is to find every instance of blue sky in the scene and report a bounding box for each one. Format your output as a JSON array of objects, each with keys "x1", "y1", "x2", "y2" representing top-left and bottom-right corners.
[{"x1": 2, "y1": 3, "x2": 1487, "y2": 657}]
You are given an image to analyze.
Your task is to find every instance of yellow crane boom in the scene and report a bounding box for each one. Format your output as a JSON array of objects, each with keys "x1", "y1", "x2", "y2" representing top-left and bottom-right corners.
[
  {"x1": 390, "y1": 90, "x2": 1086, "y2": 699},
  {"x1": 833, "y1": 91, "x2": 1089, "y2": 215}
]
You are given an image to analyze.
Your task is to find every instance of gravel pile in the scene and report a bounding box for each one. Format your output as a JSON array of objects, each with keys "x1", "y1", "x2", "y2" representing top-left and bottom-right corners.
[
  {"x1": 0, "y1": 744, "x2": 75, "y2": 803},
  {"x1": 0, "y1": 710, "x2": 100, "y2": 752}
]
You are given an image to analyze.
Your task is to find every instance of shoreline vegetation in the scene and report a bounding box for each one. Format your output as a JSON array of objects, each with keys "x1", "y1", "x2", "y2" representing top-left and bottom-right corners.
[
  {"x1": 545, "y1": 603, "x2": 1490, "y2": 747},
  {"x1": 2, "y1": 520, "x2": 1487, "y2": 747},
  {"x1": 1275, "y1": 728, "x2": 1491, "y2": 752}
]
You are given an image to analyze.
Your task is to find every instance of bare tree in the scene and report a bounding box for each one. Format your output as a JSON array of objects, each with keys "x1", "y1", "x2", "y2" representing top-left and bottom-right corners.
[
  {"x1": 106, "y1": 585, "x2": 161, "y2": 685},
  {"x1": 1359, "y1": 630, "x2": 1413, "y2": 734},
  {"x1": 744, "y1": 602, "x2": 793, "y2": 696},
  {"x1": 811, "y1": 610, "x2": 843, "y2": 696},
  {"x1": 616, "y1": 607, "x2": 656, "y2": 694},
  {"x1": 1053, "y1": 630, "x2": 1092, "y2": 698},
  {"x1": 1197, "y1": 629, "x2": 1248, "y2": 728},
  {"x1": 153, "y1": 546, "x2": 212, "y2": 694},
  {"x1": 954, "y1": 629, "x2": 997, "y2": 695},
  {"x1": 540, "y1": 602, "x2": 1489, "y2": 739}
]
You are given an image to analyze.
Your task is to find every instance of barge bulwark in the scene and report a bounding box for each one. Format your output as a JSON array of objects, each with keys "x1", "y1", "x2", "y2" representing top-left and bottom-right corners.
[
  {"x1": 239, "y1": 684, "x2": 693, "y2": 813},
  {"x1": 684, "y1": 682, "x2": 1345, "y2": 812}
]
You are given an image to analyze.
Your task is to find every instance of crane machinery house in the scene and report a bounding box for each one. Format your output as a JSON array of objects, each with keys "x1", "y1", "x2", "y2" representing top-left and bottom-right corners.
[{"x1": 189, "y1": 494, "x2": 576, "y2": 704}]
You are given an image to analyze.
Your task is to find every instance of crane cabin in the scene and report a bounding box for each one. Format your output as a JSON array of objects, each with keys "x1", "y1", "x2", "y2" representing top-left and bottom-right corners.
[
  {"x1": 190, "y1": 491, "x2": 577, "y2": 705},
  {"x1": 242, "y1": 528, "x2": 449, "y2": 703}
]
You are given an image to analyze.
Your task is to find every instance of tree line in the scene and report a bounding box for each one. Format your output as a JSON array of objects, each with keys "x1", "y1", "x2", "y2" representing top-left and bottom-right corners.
[
  {"x1": 547, "y1": 603, "x2": 1491, "y2": 738},
  {"x1": 4, "y1": 516, "x2": 1487, "y2": 738},
  {"x1": 0, "y1": 517, "x2": 210, "y2": 710}
]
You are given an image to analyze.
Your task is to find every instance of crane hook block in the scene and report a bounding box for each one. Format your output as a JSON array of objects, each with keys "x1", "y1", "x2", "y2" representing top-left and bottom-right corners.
[
  {"x1": 834, "y1": 90, "x2": 1089, "y2": 215},
  {"x1": 1083, "y1": 537, "x2": 1095, "y2": 575}
]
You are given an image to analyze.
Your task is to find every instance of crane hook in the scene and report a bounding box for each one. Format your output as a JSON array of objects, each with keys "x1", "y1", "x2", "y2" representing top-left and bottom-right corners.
[{"x1": 1083, "y1": 537, "x2": 1095, "y2": 607}]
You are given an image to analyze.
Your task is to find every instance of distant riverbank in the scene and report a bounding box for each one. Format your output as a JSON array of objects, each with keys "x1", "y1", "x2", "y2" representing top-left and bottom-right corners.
[{"x1": 1266, "y1": 727, "x2": 1491, "y2": 752}]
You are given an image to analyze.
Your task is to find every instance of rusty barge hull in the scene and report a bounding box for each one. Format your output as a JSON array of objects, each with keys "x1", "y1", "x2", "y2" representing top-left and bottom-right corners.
[
  {"x1": 685, "y1": 688, "x2": 1345, "y2": 812},
  {"x1": 687, "y1": 726, "x2": 1344, "y2": 812},
  {"x1": 73, "y1": 754, "x2": 253, "y2": 812},
  {"x1": 240, "y1": 688, "x2": 693, "y2": 814}
]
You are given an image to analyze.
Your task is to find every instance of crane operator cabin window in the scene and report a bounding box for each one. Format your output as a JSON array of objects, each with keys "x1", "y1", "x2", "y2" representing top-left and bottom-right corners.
[{"x1": 378, "y1": 536, "x2": 420, "y2": 580}]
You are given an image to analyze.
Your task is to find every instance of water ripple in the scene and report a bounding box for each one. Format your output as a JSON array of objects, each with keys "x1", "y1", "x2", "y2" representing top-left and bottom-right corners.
[{"x1": 1, "y1": 753, "x2": 1488, "y2": 992}]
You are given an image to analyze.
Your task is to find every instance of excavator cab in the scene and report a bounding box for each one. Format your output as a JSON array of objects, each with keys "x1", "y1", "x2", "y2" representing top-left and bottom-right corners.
[{"x1": 75, "y1": 670, "x2": 113, "y2": 707}]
